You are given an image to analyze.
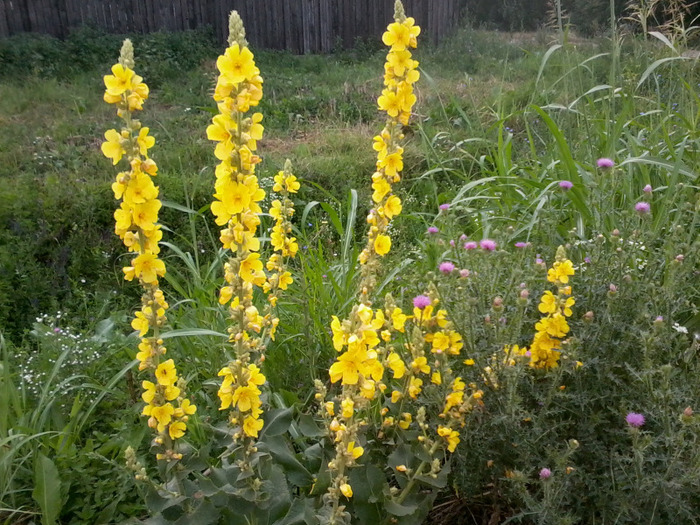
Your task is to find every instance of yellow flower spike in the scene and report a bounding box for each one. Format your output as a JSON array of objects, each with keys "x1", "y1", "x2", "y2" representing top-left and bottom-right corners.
[
  {"x1": 104, "y1": 42, "x2": 195, "y2": 459},
  {"x1": 529, "y1": 250, "x2": 575, "y2": 370}
]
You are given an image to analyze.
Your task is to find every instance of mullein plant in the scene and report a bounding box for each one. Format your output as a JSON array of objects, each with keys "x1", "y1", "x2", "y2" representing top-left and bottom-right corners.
[
  {"x1": 102, "y1": 40, "x2": 196, "y2": 462},
  {"x1": 496, "y1": 247, "x2": 576, "y2": 371},
  {"x1": 529, "y1": 246, "x2": 576, "y2": 369},
  {"x1": 207, "y1": 11, "x2": 298, "y2": 455},
  {"x1": 322, "y1": 3, "x2": 483, "y2": 522}
]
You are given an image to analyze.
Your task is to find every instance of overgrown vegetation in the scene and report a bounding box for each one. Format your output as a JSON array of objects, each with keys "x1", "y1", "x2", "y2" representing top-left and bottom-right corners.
[{"x1": 1, "y1": 5, "x2": 699, "y2": 524}]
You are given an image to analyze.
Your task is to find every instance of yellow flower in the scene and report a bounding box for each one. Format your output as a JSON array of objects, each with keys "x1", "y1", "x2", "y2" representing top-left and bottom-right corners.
[
  {"x1": 155, "y1": 359, "x2": 177, "y2": 386},
  {"x1": 131, "y1": 199, "x2": 162, "y2": 231},
  {"x1": 150, "y1": 403, "x2": 175, "y2": 431},
  {"x1": 278, "y1": 271, "x2": 293, "y2": 290},
  {"x1": 347, "y1": 441, "x2": 363, "y2": 459},
  {"x1": 242, "y1": 415, "x2": 264, "y2": 437},
  {"x1": 374, "y1": 234, "x2": 391, "y2": 256},
  {"x1": 240, "y1": 253, "x2": 264, "y2": 283},
  {"x1": 547, "y1": 259, "x2": 575, "y2": 284},
  {"x1": 329, "y1": 350, "x2": 363, "y2": 385},
  {"x1": 142, "y1": 381, "x2": 156, "y2": 404},
  {"x1": 431, "y1": 331, "x2": 450, "y2": 353},
  {"x1": 123, "y1": 170, "x2": 158, "y2": 204},
  {"x1": 431, "y1": 371, "x2": 442, "y2": 385},
  {"x1": 136, "y1": 127, "x2": 155, "y2": 156},
  {"x1": 562, "y1": 296, "x2": 575, "y2": 317},
  {"x1": 410, "y1": 356, "x2": 430, "y2": 375},
  {"x1": 386, "y1": 49, "x2": 413, "y2": 76},
  {"x1": 180, "y1": 399, "x2": 197, "y2": 416},
  {"x1": 535, "y1": 315, "x2": 570, "y2": 338},
  {"x1": 538, "y1": 291, "x2": 558, "y2": 315},
  {"x1": 101, "y1": 129, "x2": 125, "y2": 165},
  {"x1": 377, "y1": 89, "x2": 401, "y2": 117},
  {"x1": 169, "y1": 420, "x2": 186, "y2": 440},
  {"x1": 341, "y1": 397, "x2": 354, "y2": 418},
  {"x1": 247, "y1": 364, "x2": 266, "y2": 386},
  {"x1": 382, "y1": 22, "x2": 411, "y2": 50},
  {"x1": 387, "y1": 352, "x2": 406, "y2": 378},
  {"x1": 391, "y1": 390, "x2": 402, "y2": 403},
  {"x1": 372, "y1": 176, "x2": 392, "y2": 203},
  {"x1": 131, "y1": 310, "x2": 150, "y2": 336},
  {"x1": 132, "y1": 253, "x2": 166, "y2": 284},
  {"x1": 391, "y1": 307, "x2": 407, "y2": 331},
  {"x1": 232, "y1": 384, "x2": 262, "y2": 412},
  {"x1": 217, "y1": 44, "x2": 257, "y2": 84},
  {"x1": 384, "y1": 195, "x2": 402, "y2": 218},
  {"x1": 103, "y1": 63, "x2": 134, "y2": 98},
  {"x1": 340, "y1": 483, "x2": 353, "y2": 498},
  {"x1": 408, "y1": 376, "x2": 423, "y2": 399},
  {"x1": 379, "y1": 151, "x2": 403, "y2": 178},
  {"x1": 437, "y1": 426, "x2": 460, "y2": 452}
]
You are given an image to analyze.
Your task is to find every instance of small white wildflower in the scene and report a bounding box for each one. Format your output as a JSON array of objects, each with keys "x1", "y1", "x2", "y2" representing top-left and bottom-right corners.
[{"x1": 672, "y1": 322, "x2": 689, "y2": 334}]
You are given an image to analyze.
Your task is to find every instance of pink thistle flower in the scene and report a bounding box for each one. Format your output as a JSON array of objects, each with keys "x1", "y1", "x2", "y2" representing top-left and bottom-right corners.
[
  {"x1": 439, "y1": 261, "x2": 455, "y2": 274},
  {"x1": 635, "y1": 202, "x2": 651, "y2": 215},
  {"x1": 626, "y1": 412, "x2": 645, "y2": 428},
  {"x1": 597, "y1": 157, "x2": 615, "y2": 169},
  {"x1": 539, "y1": 468, "x2": 552, "y2": 480},
  {"x1": 480, "y1": 239, "x2": 497, "y2": 251},
  {"x1": 439, "y1": 203, "x2": 451, "y2": 211},
  {"x1": 463, "y1": 241, "x2": 478, "y2": 250},
  {"x1": 643, "y1": 184, "x2": 652, "y2": 193},
  {"x1": 514, "y1": 242, "x2": 530, "y2": 248},
  {"x1": 559, "y1": 180, "x2": 573, "y2": 191},
  {"x1": 413, "y1": 295, "x2": 431, "y2": 309},
  {"x1": 427, "y1": 226, "x2": 439, "y2": 234},
  {"x1": 459, "y1": 269, "x2": 471, "y2": 278}
]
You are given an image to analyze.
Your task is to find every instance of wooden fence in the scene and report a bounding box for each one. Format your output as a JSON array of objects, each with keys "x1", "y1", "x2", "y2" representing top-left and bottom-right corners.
[{"x1": 0, "y1": 0, "x2": 465, "y2": 53}]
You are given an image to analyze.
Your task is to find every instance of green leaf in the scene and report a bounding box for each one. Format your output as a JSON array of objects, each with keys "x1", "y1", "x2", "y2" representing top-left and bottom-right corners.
[
  {"x1": 385, "y1": 500, "x2": 418, "y2": 517},
  {"x1": 296, "y1": 414, "x2": 324, "y2": 437},
  {"x1": 260, "y1": 407, "x2": 294, "y2": 438},
  {"x1": 144, "y1": 486, "x2": 186, "y2": 514},
  {"x1": 174, "y1": 501, "x2": 219, "y2": 525},
  {"x1": 159, "y1": 328, "x2": 228, "y2": 339},
  {"x1": 637, "y1": 56, "x2": 688, "y2": 89},
  {"x1": 274, "y1": 497, "x2": 320, "y2": 525},
  {"x1": 263, "y1": 435, "x2": 313, "y2": 487},
  {"x1": 32, "y1": 452, "x2": 62, "y2": 525},
  {"x1": 416, "y1": 460, "x2": 451, "y2": 489},
  {"x1": 536, "y1": 44, "x2": 562, "y2": 87}
]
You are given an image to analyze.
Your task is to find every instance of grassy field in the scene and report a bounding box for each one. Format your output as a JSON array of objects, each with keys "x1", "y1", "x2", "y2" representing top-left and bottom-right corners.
[{"x1": 1, "y1": 20, "x2": 700, "y2": 524}]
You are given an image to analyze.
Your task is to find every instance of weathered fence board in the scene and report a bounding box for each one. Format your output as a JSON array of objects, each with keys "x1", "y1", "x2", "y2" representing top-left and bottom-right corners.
[{"x1": 0, "y1": 0, "x2": 465, "y2": 53}]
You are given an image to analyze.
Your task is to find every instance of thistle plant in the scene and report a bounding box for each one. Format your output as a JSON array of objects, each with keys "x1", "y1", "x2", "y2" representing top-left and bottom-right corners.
[{"x1": 102, "y1": 40, "x2": 196, "y2": 462}]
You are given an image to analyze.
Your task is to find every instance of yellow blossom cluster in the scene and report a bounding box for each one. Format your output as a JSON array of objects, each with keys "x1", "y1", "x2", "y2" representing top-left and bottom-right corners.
[
  {"x1": 358, "y1": 2, "x2": 420, "y2": 299},
  {"x1": 325, "y1": 289, "x2": 478, "y2": 516},
  {"x1": 529, "y1": 247, "x2": 575, "y2": 369},
  {"x1": 208, "y1": 12, "x2": 297, "y2": 442},
  {"x1": 102, "y1": 39, "x2": 195, "y2": 458},
  {"x1": 265, "y1": 160, "x2": 300, "y2": 312}
]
